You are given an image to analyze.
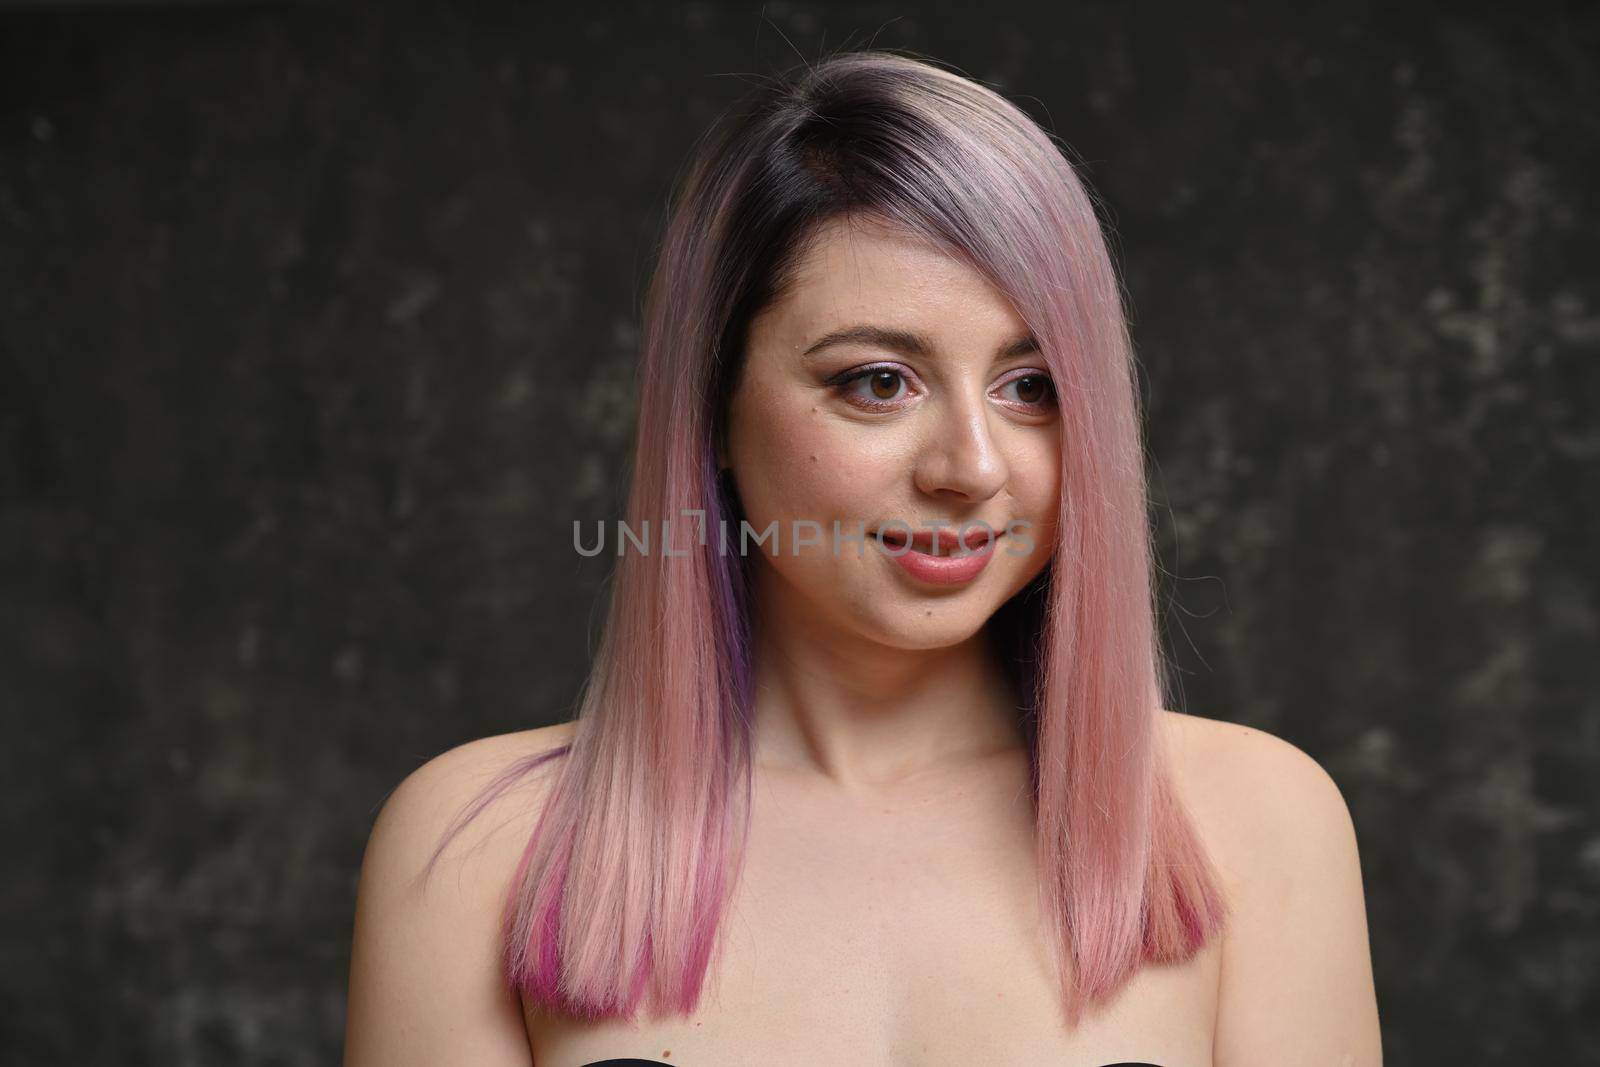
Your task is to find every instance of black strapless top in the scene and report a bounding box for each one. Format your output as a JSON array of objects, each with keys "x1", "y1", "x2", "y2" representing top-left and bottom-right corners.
[{"x1": 582, "y1": 1061, "x2": 1166, "y2": 1066}]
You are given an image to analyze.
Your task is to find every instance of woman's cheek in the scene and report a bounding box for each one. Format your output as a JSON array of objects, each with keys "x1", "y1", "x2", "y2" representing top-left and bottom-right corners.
[{"x1": 795, "y1": 444, "x2": 895, "y2": 527}]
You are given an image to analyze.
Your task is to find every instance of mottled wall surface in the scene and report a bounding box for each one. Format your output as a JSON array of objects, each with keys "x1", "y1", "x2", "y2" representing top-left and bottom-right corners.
[{"x1": 1, "y1": 2, "x2": 1595, "y2": 1063}]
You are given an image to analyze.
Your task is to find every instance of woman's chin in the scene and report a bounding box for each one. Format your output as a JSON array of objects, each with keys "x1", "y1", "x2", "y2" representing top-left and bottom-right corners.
[{"x1": 852, "y1": 607, "x2": 994, "y2": 652}]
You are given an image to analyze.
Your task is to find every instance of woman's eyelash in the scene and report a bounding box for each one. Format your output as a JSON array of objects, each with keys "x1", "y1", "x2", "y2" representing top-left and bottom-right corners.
[
  {"x1": 832, "y1": 366, "x2": 911, "y2": 407},
  {"x1": 828, "y1": 365, "x2": 1057, "y2": 410},
  {"x1": 998, "y1": 372, "x2": 1057, "y2": 407}
]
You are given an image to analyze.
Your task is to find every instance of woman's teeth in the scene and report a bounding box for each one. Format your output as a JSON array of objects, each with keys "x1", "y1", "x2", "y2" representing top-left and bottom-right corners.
[{"x1": 878, "y1": 533, "x2": 988, "y2": 556}]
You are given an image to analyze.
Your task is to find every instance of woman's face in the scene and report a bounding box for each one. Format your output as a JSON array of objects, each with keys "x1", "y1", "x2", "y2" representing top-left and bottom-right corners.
[{"x1": 722, "y1": 214, "x2": 1061, "y2": 651}]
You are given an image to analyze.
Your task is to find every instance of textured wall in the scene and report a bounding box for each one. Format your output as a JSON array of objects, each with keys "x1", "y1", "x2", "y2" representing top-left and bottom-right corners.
[{"x1": 1, "y1": 2, "x2": 1595, "y2": 1063}]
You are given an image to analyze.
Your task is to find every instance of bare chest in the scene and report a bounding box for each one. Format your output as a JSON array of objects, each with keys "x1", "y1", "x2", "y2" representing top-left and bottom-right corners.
[{"x1": 527, "y1": 761, "x2": 1219, "y2": 1067}]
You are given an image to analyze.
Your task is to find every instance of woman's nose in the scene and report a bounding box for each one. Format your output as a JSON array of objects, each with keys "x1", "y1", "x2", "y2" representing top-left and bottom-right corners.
[{"x1": 911, "y1": 392, "x2": 1009, "y2": 502}]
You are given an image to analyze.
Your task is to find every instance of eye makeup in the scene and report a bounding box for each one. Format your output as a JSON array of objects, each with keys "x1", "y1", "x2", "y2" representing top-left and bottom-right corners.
[{"x1": 825, "y1": 363, "x2": 1058, "y2": 414}]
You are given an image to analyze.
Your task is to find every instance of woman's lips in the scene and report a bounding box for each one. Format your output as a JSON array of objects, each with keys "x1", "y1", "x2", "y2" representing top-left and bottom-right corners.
[{"x1": 869, "y1": 526, "x2": 1000, "y2": 586}]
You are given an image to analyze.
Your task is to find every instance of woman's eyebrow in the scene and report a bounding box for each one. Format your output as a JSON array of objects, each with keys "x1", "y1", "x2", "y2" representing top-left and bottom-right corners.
[{"x1": 800, "y1": 324, "x2": 1039, "y2": 362}]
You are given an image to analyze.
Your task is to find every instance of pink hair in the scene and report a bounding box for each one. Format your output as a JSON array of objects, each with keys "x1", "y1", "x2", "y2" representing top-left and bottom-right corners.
[{"x1": 424, "y1": 47, "x2": 1226, "y2": 1024}]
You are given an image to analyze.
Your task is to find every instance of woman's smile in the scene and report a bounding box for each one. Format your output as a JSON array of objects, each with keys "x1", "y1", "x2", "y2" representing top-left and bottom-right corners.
[
  {"x1": 872, "y1": 525, "x2": 998, "y2": 556},
  {"x1": 876, "y1": 530, "x2": 1000, "y2": 586}
]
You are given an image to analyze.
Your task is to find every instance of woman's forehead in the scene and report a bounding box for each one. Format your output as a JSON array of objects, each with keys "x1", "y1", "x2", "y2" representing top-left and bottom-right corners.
[{"x1": 762, "y1": 218, "x2": 1020, "y2": 349}]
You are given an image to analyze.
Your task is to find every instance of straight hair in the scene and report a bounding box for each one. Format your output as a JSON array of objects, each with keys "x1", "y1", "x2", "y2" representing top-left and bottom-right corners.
[{"x1": 424, "y1": 47, "x2": 1227, "y2": 1025}]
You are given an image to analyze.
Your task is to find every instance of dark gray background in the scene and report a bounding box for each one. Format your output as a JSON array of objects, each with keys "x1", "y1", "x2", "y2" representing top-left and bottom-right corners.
[{"x1": 2, "y1": 1, "x2": 1596, "y2": 1063}]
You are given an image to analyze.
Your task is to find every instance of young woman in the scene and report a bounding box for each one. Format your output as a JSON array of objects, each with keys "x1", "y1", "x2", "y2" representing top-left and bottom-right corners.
[{"x1": 344, "y1": 49, "x2": 1382, "y2": 1066}]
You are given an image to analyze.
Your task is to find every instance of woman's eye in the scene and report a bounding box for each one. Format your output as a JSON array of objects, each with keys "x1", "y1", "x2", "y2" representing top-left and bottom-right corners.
[
  {"x1": 998, "y1": 373, "x2": 1056, "y2": 410},
  {"x1": 835, "y1": 367, "x2": 911, "y2": 408},
  {"x1": 830, "y1": 367, "x2": 1056, "y2": 413}
]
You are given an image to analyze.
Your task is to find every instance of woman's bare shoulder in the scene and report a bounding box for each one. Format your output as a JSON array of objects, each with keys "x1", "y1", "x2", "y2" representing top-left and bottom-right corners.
[
  {"x1": 1157, "y1": 709, "x2": 1381, "y2": 1063},
  {"x1": 344, "y1": 721, "x2": 578, "y2": 1066},
  {"x1": 394, "y1": 720, "x2": 578, "y2": 821},
  {"x1": 372, "y1": 720, "x2": 578, "y2": 869},
  {"x1": 1158, "y1": 710, "x2": 1356, "y2": 895},
  {"x1": 1158, "y1": 707, "x2": 1355, "y2": 866}
]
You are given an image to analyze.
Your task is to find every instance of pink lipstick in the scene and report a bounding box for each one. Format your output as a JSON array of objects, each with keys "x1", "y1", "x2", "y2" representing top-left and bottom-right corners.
[{"x1": 873, "y1": 526, "x2": 998, "y2": 586}]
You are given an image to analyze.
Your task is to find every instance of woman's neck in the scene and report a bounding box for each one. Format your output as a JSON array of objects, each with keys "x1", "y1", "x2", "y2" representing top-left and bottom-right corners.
[{"x1": 746, "y1": 598, "x2": 1027, "y2": 789}]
